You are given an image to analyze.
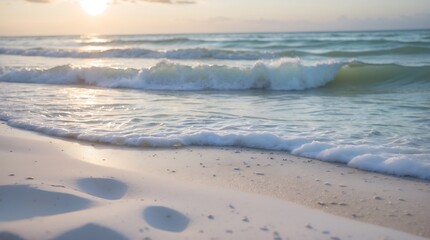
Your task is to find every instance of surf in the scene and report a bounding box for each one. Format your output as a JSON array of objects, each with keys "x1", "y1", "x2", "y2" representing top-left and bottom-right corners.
[
  {"x1": 2, "y1": 46, "x2": 430, "y2": 60},
  {"x1": 0, "y1": 59, "x2": 344, "y2": 90},
  {"x1": 1, "y1": 60, "x2": 429, "y2": 91}
]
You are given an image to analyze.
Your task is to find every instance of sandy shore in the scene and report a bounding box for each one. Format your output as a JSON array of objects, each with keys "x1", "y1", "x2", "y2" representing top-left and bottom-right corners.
[{"x1": 0, "y1": 123, "x2": 429, "y2": 239}]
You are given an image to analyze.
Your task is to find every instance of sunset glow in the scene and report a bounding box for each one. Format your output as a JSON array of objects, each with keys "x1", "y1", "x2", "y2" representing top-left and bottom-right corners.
[
  {"x1": 80, "y1": 0, "x2": 108, "y2": 16},
  {"x1": 0, "y1": 0, "x2": 429, "y2": 37}
]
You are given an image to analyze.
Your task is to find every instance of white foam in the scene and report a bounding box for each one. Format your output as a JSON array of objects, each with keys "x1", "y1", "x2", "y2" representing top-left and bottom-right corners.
[
  {"x1": 291, "y1": 141, "x2": 430, "y2": 179},
  {"x1": 0, "y1": 59, "x2": 344, "y2": 91},
  {"x1": 68, "y1": 132, "x2": 430, "y2": 180},
  {"x1": 4, "y1": 117, "x2": 430, "y2": 179},
  {"x1": 349, "y1": 154, "x2": 430, "y2": 179}
]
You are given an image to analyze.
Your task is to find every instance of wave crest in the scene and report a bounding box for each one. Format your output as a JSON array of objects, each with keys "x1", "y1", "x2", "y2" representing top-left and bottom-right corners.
[
  {"x1": 2, "y1": 46, "x2": 430, "y2": 60},
  {"x1": 0, "y1": 60, "x2": 345, "y2": 91},
  {"x1": 0, "y1": 47, "x2": 276, "y2": 60}
]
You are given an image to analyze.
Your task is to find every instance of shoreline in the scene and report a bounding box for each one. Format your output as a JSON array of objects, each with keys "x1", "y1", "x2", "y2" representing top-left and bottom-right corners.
[{"x1": 1, "y1": 123, "x2": 429, "y2": 239}]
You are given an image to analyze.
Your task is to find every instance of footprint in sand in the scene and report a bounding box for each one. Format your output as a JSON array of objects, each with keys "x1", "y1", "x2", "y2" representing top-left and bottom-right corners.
[
  {"x1": 54, "y1": 223, "x2": 127, "y2": 240},
  {"x1": 76, "y1": 178, "x2": 127, "y2": 200},
  {"x1": 143, "y1": 206, "x2": 189, "y2": 232},
  {"x1": 0, "y1": 185, "x2": 91, "y2": 221}
]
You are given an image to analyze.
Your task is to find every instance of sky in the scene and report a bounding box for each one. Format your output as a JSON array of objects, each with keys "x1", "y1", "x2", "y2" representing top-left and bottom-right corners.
[{"x1": 0, "y1": 0, "x2": 429, "y2": 36}]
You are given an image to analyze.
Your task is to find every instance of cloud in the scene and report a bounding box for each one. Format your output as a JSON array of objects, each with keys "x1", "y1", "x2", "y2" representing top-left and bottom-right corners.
[
  {"x1": 114, "y1": 0, "x2": 196, "y2": 4},
  {"x1": 174, "y1": 0, "x2": 195, "y2": 4},
  {"x1": 24, "y1": 0, "x2": 52, "y2": 3},
  {"x1": 22, "y1": 0, "x2": 196, "y2": 4}
]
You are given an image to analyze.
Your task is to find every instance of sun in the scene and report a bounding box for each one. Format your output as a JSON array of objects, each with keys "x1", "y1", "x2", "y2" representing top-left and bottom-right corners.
[{"x1": 80, "y1": 0, "x2": 108, "y2": 16}]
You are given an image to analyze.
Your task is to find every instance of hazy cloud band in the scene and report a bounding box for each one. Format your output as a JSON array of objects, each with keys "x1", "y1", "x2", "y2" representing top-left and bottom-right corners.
[{"x1": 24, "y1": 0, "x2": 196, "y2": 4}]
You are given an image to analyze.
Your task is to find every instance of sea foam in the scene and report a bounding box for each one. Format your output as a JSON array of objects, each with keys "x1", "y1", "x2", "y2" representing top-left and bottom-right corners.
[
  {"x1": 0, "y1": 60, "x2": 345, "y2": 91},
  {"x1": 2, "y1": 46, "x2": 430, "y2": 60},
  {"x1": 3, "y1": 116, "x2": 430, "y2": 179}
]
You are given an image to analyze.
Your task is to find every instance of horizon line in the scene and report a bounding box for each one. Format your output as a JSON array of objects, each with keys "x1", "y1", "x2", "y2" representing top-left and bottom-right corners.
[{"x1": 1, "y1": 27, "x2": 429, "y2": 38}]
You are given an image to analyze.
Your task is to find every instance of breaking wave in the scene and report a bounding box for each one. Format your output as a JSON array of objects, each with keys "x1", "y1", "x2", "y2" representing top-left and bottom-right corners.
[
  {"x1": 0, "y1": 60, "x2": 345, "y2": 90},
  {"x1": 0, "y1": 47, "x2": 277, "y2": 60},
  {"x1": 2, "y1": 46, "x2": 429, "y2": 60},
  {"x1": 1, "y1": 60, "x2": 429, "y2": 91}
]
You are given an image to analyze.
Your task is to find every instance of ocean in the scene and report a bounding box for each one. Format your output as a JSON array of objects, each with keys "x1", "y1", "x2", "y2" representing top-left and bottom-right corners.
[{"x1": 0, "y1": 30, "x2": 429, "y2": 179}]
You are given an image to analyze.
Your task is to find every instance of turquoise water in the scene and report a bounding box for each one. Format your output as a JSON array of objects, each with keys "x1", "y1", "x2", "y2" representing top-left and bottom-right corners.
[{"x1": 0, "y1": 30, "x2": 429, "y2": 179}]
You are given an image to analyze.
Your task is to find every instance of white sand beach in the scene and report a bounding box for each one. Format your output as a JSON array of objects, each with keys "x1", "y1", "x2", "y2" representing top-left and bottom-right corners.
[{"x1": 1, "y1": 123, "x2": 429, "y2": 239}]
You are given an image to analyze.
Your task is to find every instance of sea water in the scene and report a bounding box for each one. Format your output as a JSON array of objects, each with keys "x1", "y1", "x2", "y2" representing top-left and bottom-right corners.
[{"x1": 0, "y1": 30, "x2": 429, "y2": 179}]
